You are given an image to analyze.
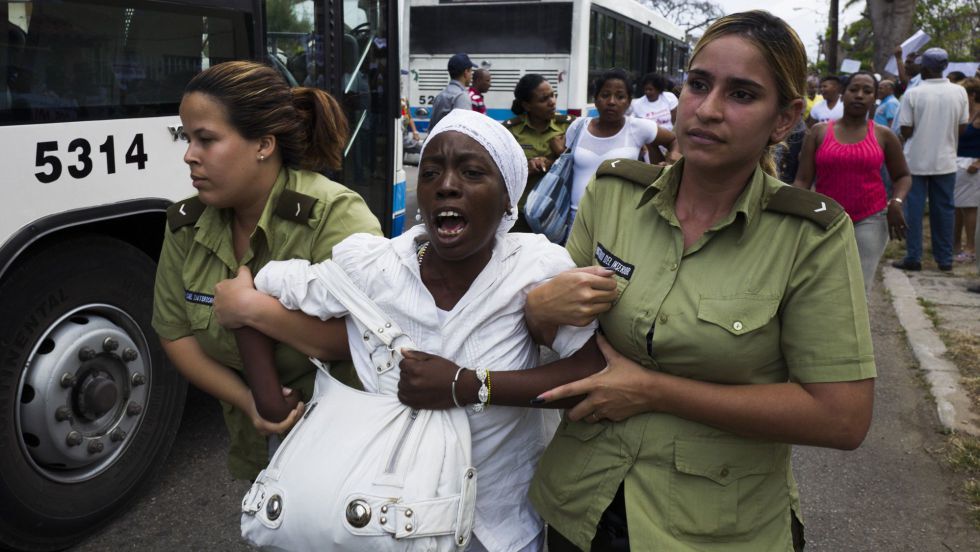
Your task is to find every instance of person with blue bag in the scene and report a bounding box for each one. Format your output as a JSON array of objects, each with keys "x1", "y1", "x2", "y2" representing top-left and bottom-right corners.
[
  {"x1": 568, "y1": 69, "x2": 680, "y2": 218},
  {"x1": 523, "y1": 70, "x2": 679, "y2": 243},
  {"x1": 504, "y1": 74, "x2": 577, "y2": 233}
]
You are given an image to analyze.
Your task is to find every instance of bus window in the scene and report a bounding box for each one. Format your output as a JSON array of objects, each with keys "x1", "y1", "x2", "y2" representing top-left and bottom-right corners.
[
  {"x1": 266, "y1": 0, "x2": 320, "y2": 87},
  {"x1": 340, "y1": 0, "x2": 393, "y2": 228},
  {"x1": 1, "y1": 0, "x2": 249, "y2": 125}
]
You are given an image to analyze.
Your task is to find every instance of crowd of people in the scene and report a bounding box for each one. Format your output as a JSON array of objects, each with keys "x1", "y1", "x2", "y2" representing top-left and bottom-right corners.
[{"x1": 151, "y1": 7, "x2": 980, "y2": 552}]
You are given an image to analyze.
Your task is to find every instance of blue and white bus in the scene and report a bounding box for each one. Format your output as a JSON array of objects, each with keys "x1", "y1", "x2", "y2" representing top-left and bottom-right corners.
[{"x1": 407, "y1": 0, "x2": 688, "y2": 129}]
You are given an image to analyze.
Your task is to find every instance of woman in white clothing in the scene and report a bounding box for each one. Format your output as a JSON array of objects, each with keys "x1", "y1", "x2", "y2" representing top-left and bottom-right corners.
[
  {"x1": 629, "y1": 72, "x2": 678, "y2": 130},
  {"x1": 213, "y1": 109, "x2": 605, "y2": 552},
  {"x1": 570, "y1": 69, "x2": 679, "y2": 213}
]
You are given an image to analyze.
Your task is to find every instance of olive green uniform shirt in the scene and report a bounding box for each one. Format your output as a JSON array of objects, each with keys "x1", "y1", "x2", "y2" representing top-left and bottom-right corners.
[
  {"x1": 503, "y1": 113, "x2": 575, "y2": 232},
  {"x1": 152, "y1": 168, "x2": 381, "y2": 480},
  {"x1": 529, "y1": 159, "x2": 876, "y2": 550}
]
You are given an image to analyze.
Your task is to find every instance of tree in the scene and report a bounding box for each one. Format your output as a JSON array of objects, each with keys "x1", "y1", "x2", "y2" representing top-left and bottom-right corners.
[
  {"x1": 266, "y1": 0, "x2": 312, "y2": 34},
  {"x1": 914, "y1": 0, "x2": 980, "y2": 61},
  {"x1": 867, "y1": 0, "x2": 916, "y2": 73},
  {"x1": 638, "y1": 0, "x2": 724, "y2": 44},
  {"x1": 840, "y1": 17, "x2": 875, "y2": 72}
]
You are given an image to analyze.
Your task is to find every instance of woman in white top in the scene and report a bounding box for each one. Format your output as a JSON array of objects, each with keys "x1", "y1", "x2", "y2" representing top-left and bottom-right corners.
[
  {"x1": 213, "y1": 109, "x2": 604, "y2": 552},
  {"x1": 629, "y1": 72, "x2": 678, "y2": 130},
  {"x1": 570, "y1": 69, "x2": 679, "y2": 213}
]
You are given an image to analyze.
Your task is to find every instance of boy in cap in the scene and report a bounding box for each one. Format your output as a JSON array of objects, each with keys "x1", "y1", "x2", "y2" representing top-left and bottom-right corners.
[
  {"x1": 429, "y1": 53, "x2": 475, "y2": 129},
  {"x1": 893, "y1": 48, "x2": 971, "y2": 272}
]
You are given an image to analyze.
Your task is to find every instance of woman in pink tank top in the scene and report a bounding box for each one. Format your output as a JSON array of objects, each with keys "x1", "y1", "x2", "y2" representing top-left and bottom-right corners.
[{"x1": 793, "y1": 71, "x2": 912, "y2": 292}]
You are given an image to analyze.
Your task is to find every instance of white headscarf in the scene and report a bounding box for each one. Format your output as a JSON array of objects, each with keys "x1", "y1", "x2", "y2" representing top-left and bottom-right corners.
[{"x1": 421, "y1": 109, "x2": 529, "y2": 235}]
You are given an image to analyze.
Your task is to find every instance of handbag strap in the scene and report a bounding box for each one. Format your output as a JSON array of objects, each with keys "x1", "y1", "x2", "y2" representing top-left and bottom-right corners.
[
  {"x1": 565, "y1": 117, "x2": 589, "y2": 152},
  {"x1": 310, "y1": 260, "x2": 415, "y2": 350}
]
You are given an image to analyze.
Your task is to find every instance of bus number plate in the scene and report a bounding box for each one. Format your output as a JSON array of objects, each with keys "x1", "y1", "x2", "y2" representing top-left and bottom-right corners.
[{"x1": 35, "y1": 134, "x2": 149, "y2": 184}]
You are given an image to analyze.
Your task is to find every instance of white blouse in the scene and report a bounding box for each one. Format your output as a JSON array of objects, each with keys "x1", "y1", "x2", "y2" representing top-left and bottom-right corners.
[
  {"x1": 569, "y1": 117, "x2": 659, "y2": 211},
  {"x1": 255, "y1": 224, "x2": 596, "y2": 552}
]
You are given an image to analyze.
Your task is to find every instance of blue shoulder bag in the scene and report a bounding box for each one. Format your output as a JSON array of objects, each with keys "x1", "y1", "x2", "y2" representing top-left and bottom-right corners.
[{"x1": 523, "y1": 118, "x2": 588, "y2": 243}]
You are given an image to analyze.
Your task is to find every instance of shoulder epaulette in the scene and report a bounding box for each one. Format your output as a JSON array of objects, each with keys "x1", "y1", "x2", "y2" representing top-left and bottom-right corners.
[
  {"x1": 595, "y1": 159, "x2": 664, "y2": 187},
  {"x1": 166, "y1": 196, "x2": 206, "y2": 232},
  {"x1": 764, "y1": 185, "x2": 844, "y2": 230},
  {"x1": 275, "y1": 189, "x2": 318, "y2": 224},
  {"x1": 502, "y1": 116, "x2": 522, "y2": 128}
]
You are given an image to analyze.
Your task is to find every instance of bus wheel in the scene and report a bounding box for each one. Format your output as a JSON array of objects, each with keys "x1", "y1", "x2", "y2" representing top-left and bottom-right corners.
[{"x1": 0, "y1": 236, "x2": 186, "y2": 551}]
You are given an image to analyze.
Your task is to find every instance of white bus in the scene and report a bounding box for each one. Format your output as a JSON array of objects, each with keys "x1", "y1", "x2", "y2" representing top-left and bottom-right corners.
[
  {"x1": 0, "y1": 1, "x2": 403, "y2": 549},
  {"x1": 407, "y1": 0, "x2": 687, "y2": 129}
]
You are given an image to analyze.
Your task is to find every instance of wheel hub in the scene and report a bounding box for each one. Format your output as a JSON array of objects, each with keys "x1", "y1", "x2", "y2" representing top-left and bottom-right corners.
[
  {"x1": 17, "y1": 306, "x2": 151, "y2": 483},
  {"x1": 76, "y1": 367, "x2": 119, "y2": 421}
]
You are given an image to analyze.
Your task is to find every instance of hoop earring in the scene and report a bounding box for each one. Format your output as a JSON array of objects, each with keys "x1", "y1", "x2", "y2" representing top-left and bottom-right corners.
[{"x1": 415, "y1": 208, "x2": 422, "y2": 222}]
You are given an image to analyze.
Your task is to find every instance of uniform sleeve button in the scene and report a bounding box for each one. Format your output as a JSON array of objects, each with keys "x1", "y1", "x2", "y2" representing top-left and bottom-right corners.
[
  {"x1": 669, "y1": 262, "x2": 678, "y2": 271},
  {"x1": 732, "y1": 321, "x2": 743, "y2": 331},
  {"x1": 720, "y1": 466, "x2": 730, "y2": 478},
  {"x1": 659, "y1": 313, "x2": 668, "y2": 324}
]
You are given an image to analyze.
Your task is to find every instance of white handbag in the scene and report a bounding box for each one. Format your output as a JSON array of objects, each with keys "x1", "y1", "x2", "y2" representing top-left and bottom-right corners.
[{"x1": 241, "y1": 260, "x2": 478, "y2": 551}]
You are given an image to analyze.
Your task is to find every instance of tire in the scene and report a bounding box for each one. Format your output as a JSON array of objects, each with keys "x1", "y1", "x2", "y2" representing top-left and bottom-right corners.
[{"x1": 0, "y1": 236, "x2": 186, "y2": 551}]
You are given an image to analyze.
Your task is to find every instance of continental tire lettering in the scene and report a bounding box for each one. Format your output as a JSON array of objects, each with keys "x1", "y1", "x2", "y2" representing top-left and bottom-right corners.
[{"x1": 34, "y1": 135, "x2": 148, "y2": 184}]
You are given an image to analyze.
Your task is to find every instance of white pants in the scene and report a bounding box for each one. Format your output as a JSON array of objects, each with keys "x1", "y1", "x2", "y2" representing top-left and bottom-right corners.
[{"x1": 854, "y1": 210, "x2": 889, "y2": 294}]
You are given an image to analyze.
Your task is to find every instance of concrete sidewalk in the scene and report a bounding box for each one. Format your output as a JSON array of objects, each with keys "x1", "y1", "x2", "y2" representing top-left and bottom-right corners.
[{"x1": 881, "y1": 260, "x2": 980, "y2": 436}]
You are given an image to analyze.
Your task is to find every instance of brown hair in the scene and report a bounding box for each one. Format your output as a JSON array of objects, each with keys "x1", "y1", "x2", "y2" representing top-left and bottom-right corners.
[
  {"x1": 688, "y1": 11, "x2": 807, "y2": 176},
  {"x1": 184, "y1": 61, "x2": 348, "y2": 171}
]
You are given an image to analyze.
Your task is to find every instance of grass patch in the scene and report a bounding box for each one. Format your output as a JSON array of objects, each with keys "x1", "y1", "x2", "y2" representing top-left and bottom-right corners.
[
  {"x1": 941, "y1": 330, "x2": 980, "y2": 412},
  {"x1": 883, "y1": 238, "x2": 904, "y2": 261},
  {"x1": 940, "y1": 434, "x2": 980, "y2": 528},
  {"x1": 917, "y1": 297, "x2": 941, "y2": 327}
]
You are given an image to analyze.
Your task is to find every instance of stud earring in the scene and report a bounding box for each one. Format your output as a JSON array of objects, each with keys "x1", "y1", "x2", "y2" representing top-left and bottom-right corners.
[
  {"x1": 415, "y1": 208, "x2": 422, "y2": 222},
  {"x1": 258, "y1": 154, "x2": 265, "y2": 161}
]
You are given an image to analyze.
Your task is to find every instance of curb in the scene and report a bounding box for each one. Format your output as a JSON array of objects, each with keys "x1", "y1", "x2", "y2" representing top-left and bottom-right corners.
[{"x1": 881, "y1": 266, "x2": 980, "y2": 436}]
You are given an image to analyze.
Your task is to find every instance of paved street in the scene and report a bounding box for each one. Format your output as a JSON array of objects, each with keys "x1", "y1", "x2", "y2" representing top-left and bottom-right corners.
[{"x1": 69, "y1": 276, "x2": 979, "y2": 551}]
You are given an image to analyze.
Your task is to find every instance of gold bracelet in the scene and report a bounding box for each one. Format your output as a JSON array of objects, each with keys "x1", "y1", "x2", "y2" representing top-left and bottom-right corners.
[{"x1": 486, "y1": 370, "x2": 492, "y2": 406}]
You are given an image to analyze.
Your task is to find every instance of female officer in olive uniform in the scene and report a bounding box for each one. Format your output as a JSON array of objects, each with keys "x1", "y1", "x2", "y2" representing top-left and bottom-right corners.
[
  {"x1": 503, "y1": 74, "x2": 575, "y2": 232},
  {"x1": 152, "y1": 61, "x2": 380, "y2": 480},
  {"x1": 524, "y1": 12, "x2": 876, "y2": 551}
]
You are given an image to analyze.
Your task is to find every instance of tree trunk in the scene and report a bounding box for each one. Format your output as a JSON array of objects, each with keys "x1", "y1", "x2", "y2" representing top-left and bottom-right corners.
[{"x1": 868, "y1": 0, "x2": 917, "y2": 74}]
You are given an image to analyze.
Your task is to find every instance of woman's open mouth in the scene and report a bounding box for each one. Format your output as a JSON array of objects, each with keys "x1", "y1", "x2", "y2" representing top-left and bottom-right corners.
[{"x1": 435, "y1": 210, "x2": 468, "y2": 237}]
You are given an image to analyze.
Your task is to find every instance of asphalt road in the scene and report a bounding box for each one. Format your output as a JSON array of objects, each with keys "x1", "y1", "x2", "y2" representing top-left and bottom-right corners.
[{"x1": 70, "y1": 257, "x2": 979, "y2": 551}]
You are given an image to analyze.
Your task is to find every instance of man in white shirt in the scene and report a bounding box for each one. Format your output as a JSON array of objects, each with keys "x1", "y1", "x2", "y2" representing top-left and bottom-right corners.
[
  {"x1": 892, "y1": 48, "x2": 970, "y2": 272},
  {"x1": 806, "y1": 75, "x2": 843, "y2": 126}
]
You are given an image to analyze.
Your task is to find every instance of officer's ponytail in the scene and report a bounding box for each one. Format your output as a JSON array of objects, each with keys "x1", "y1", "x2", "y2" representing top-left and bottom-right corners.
[{"x1": 184, "y1": 61, "x2": 348, "y2": 172}]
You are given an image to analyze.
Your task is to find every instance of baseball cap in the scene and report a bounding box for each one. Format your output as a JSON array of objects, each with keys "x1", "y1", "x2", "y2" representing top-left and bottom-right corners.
[
  {"x1": 448, "y1": 53, "x2": 477, "y2": 75},
  {"x1": 918, "y1": 48, "x2": 949, "y2": 72}
]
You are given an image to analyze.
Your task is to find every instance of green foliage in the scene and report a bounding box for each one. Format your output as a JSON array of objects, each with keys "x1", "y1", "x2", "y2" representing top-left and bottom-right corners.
[
  {"x1": 914, "y1": 0, "x2": 980, "y2": 60},
  {"x1": 840, "y1": 17, "x2": 875, "y2": 72},
  {"x1": 266, "y1": 0, "x2": 312, "y2": 34}
]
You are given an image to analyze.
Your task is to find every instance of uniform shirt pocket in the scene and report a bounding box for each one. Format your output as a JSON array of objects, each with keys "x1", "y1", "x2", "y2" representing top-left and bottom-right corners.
[
  {"x1": 669, "y1": 437, "x2": 784, "y2": 539},
  {"x1": 185, "y1": 303, "x2": 213, "y2": 331},
  {"x1": 697, "y1": 296, "x2": 779, "y2": 336}
]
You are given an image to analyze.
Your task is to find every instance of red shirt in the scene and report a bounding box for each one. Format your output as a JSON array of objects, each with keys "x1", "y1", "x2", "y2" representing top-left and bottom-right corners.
[
  {"x1": 468, "y1": 87, "x2": 486, "y2": 114},
  {"x1": 814, "y1": 120, "x2": 887, "y2": 222}
]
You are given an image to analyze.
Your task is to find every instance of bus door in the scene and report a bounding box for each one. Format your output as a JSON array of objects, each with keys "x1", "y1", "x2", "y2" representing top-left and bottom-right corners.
[{"x1": 267, "y1": 0, "x2": 403, "y2": 236}]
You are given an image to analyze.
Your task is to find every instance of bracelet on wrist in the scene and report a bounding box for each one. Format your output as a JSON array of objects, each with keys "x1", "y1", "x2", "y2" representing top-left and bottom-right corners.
[
  {"x1": 472, "y1": 367, "x2": 490, "y2": 413},
  {"x1": 451, "y1": 367, "x2": 466, "y2": 408},
  {"x1": 889, "y1": 197, "x2": 903, "y2": 205}
]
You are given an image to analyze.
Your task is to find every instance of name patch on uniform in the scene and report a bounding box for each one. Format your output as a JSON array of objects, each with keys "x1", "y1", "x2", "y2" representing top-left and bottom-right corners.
[
  {"x1": 595, "y1": 243, "x2": 634, "y2": 280},
  {"x1": 184, "y1": 290, "x2": 214, "y2": 306}
]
